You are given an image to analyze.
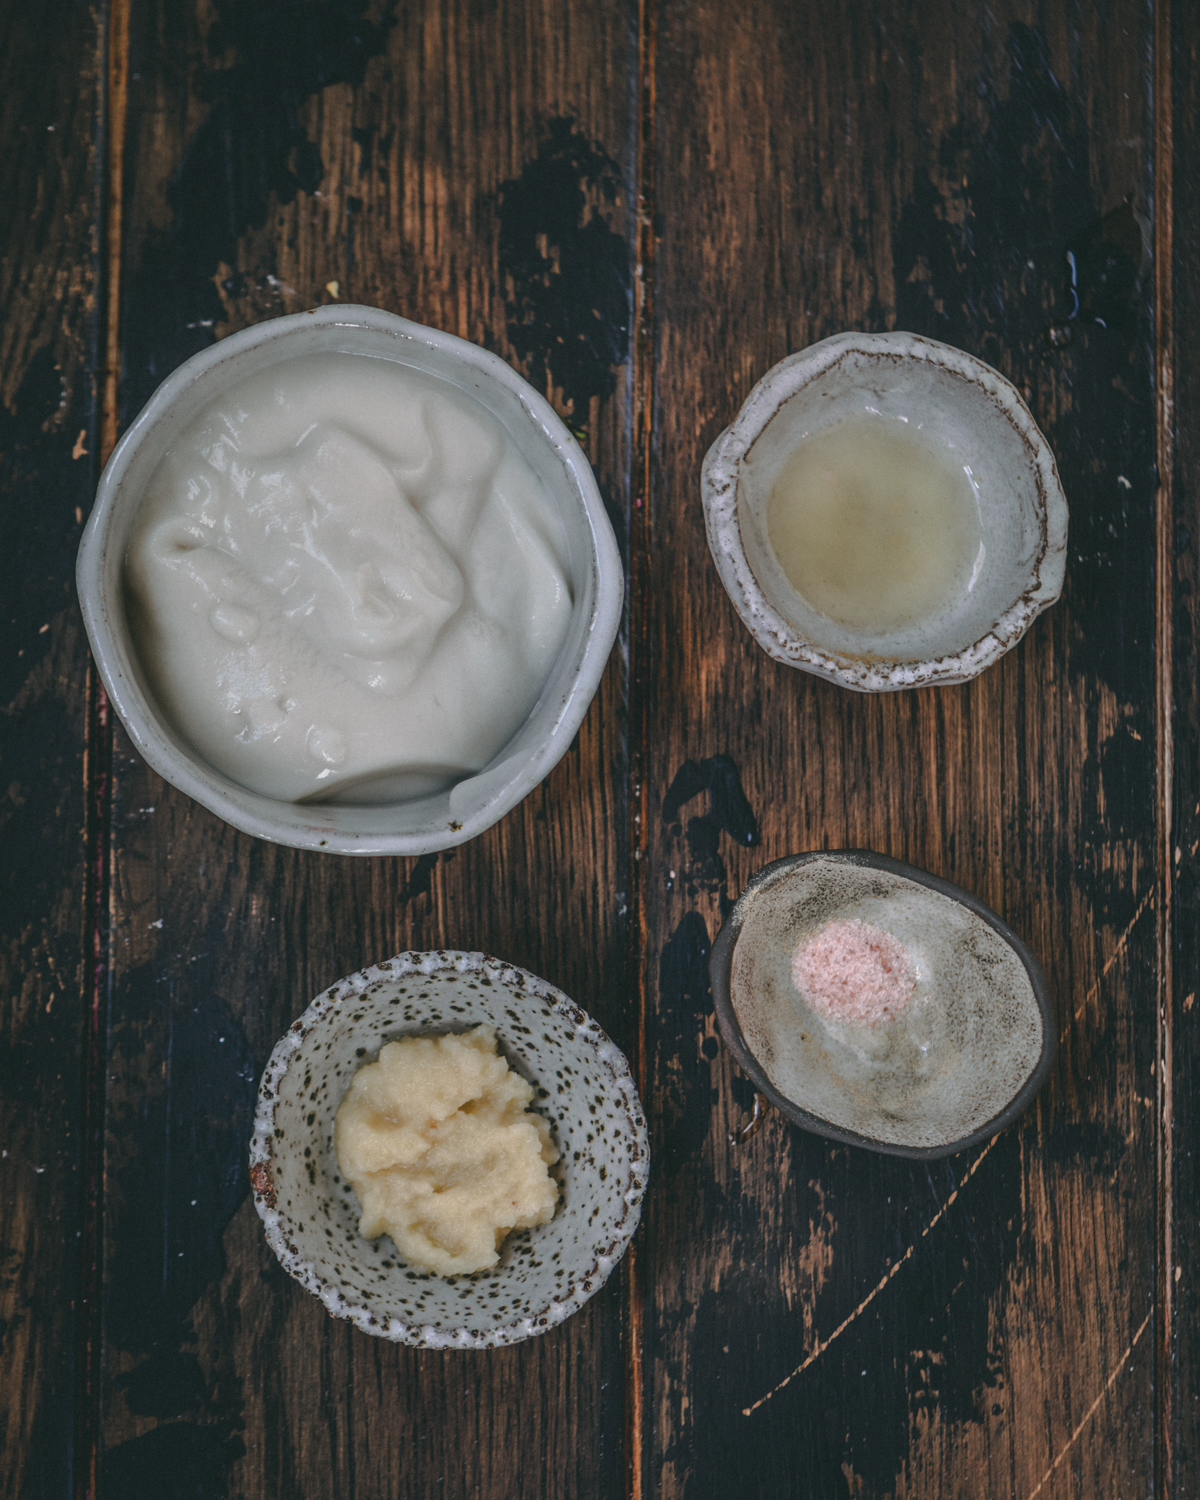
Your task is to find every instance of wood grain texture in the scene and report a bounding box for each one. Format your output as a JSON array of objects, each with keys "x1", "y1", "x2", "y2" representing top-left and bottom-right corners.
[
  {"x1": 640, "y1": 3, "x2": 1161, "y2": 1496},
  {"x1": 8, "y1": 1, "x2": 1199, "y2": 1496},
  {"x1": 1168, "y1": 0, "x2": 1200, "y2": 1485},
  {"x1": 99, "y1": 1, "x2": 636, "y2": 1497},
  {"x1": 0, "y1": 6, "x2": 103, "y2": 1498}
]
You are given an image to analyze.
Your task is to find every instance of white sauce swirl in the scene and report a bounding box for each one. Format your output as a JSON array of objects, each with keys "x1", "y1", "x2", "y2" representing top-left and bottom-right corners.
[{"x1": 124, "y1": 353, "x2": 574, "y2": 803}]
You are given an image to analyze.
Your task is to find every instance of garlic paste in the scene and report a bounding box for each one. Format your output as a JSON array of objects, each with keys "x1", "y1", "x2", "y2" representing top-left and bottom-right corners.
[
  {"x1": 124, "y1": 353, "x2": 574, "y2": 803},
  {"x1": 334, "y1": 1026, "x2": 559, "y2": 1276}
]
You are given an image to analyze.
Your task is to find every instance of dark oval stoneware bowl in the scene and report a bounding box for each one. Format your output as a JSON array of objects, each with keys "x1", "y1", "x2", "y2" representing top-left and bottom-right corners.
[
  {"x1": 710, "y1": 851, "x2": 1056, "y2": 1160},
  {"x1": 249, "y1": 951, "x2": 649, "y2": 1348}
]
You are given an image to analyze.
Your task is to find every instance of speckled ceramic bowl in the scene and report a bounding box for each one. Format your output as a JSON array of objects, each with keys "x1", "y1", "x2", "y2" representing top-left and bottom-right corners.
[
  {"x1": 249, "y1": 951, "x2": 648, "y2": 1347},
  {"x1": 710, "y1": 852, "x2": 1056, "y2": 1159},
  {"x1": 700, "y1": 331, "x2": 1069, "y2": 691}
]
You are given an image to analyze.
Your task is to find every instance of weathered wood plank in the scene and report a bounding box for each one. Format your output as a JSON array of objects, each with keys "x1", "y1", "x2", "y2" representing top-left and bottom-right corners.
[
  {"x1": 1168, "y1": 0, "x2": 1200, "y2": 1488},
  {"x1": 0, "y1": 5, "x2": 103, "y2": 1498},
  {"x1": 100, "y1": 1, "x2": 636, "y2": 1497},
  {"x1": 640, "y1": 4, "x2": 1159, "y2": 1495}
]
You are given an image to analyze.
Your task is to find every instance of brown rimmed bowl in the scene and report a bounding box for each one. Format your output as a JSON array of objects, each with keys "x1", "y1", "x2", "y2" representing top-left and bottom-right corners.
[{"x1": 710, "y1": 851, "x2": 1056, "y2": 1159}]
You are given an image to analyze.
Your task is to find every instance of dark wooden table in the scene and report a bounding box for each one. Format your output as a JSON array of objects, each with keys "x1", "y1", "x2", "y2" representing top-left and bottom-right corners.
[{"x1": 4, "y1": 1, "x2": 1200, "y2": 1495}]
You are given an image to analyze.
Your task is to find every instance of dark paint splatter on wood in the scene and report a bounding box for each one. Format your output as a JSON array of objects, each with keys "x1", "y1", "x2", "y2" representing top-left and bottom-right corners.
[
  {"x1": 0, "y1": 347, "x2": 88, "y2": 706},
  {"x1": 101, "y1": 949, "x2": 257, "y2": 1497},
  {"x1": 1065, "y1": 199, "x2": 1149, "y2": 332},
  {"x1": 1090, "y1": 723, "x2": 1153, "y2": 843},
  {"x1": 714, "y1": 1124, "x2": 1125, "y2": 1497},
  {"x1": 656, "y1": 911, "x2": 720, "y2": 1161},
  {"x1": 124, "y1": 0, "x2": 395, "y2": 416},
  {"x1": 0, "y1": 697, "x2": 82, "y2": 937},
  {"x1": 659, "y1": 909, "x2": 712, "y2": 1008},
  {"x1": 678, "y1": 1140, "x2": 1028, "y2": 1500},
  {"x1": 892, "y1": 24, "x2": 1092, "y2": 361},
  {"x1": 891, "y1": 21, "x2": 1156, "y2": 710},
  {"x1": 1047, "y1": 200, "x2": 1148, "y2": 350},
  {"x1": 103, "y1": 1420, "x2": 245, "y2": 1500},
  {"x1": 350, "y1": 123, "x2": 374, "y2": 175},
  {"x1": 0, "y1": 345, "x2": 92, "y2": 1052},
  {"x1": 104, "y1": 963, "x2": 257, "y2": 1359},
  {"x1": 117, "y1": 1348, "x2": 210, "y2": 1419},
  {"x1": 683, "y1": 814, "x2": 723, "y2": 882},
  {"x1": 662, "y1": 755, "x2": 760, "y2": 848},
  {"x1": 662, "y1": 754, "x2": 760, "y2": 892},
  {"x1": 498, "y1": 118, "x2": 631, "y2": 419},
  {"x1": 656, "y1": 758, "x2": 766, "y2": 1165},
  {"x1": 398, "y1": 849, "x2": 455, "y2": 906},
  {"x1": 20, "y1": 1382, "x2": 78, "y2": 1500}
]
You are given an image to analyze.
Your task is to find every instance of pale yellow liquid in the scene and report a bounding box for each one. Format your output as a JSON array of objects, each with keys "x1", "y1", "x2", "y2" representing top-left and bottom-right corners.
[{"x1": 766, "y1": 418, "x2": 982, "y2": 634}]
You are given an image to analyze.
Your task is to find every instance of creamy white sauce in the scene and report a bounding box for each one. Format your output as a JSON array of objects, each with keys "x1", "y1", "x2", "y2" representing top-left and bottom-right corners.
[{"x1": 124, "y1": 353, "x2": 574, "y2": 803}]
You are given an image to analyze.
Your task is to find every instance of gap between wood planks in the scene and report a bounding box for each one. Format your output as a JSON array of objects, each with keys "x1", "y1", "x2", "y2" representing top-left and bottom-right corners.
[
  {"x1": 76, "y1": 3, "x2": 128, "y2": 1499},
  {"x1": 623, "y1": 1, "x2": 658, "y2": 1497},
  {"x1": 99, "y1": 0, "x2": 128, "y2": 470},
  {"x1": 1155, "y1": 0, "x2": 1176, "y2": 1493}
]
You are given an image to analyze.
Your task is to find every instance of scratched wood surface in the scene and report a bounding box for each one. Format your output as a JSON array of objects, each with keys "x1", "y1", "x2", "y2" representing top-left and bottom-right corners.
[
  {"x1": 98, "y1": 1, "x2": 635, "y2": 1497},
  {"x1": 1168, "y1": 0, "x2": 1200, "y2": 1485},
  {"x1": 0, "y1": 5, "x2": 103, "y2": 1498},
  {"x1": 639, "y1": 3, "x2": 1162, "y2": 1498},
  {"x1": 2, "y1": 0, "x2": 1197, "y2": 1497}
]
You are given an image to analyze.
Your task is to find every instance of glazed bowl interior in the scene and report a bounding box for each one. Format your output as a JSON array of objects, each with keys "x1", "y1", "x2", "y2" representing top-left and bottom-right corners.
[
  {"x1": 250, "y1": 952, "x2": 648, "y2": 1349},
  {"x1": 77, "y1": 307, "x2": 622, "y2": 854},
  {"x1": 702, "y1": 332, "x2": 1068, "y2": 691},
  {"x1": 710, "y1": 851, "x2": 1056, "y2": 1159}
]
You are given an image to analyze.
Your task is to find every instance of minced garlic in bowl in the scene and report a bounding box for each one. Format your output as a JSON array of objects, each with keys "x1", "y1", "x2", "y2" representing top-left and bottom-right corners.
[{"x1": 334, "y1": 1026, "x2": 559, "y2": 1276}]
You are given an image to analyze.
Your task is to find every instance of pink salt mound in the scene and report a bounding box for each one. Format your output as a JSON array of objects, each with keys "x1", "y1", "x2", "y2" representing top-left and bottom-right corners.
[{"x1": 791, "y1": 918, "x2": 915, "y2": 1026}]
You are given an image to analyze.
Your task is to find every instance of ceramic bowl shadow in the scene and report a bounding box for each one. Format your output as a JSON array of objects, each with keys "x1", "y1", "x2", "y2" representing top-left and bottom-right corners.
[
  {"x1": 709, "y1": 851, "x2": 1056, "y2": 1160},
  {"x1": 250, "y1": 951, "x2": 648, "y2": 1348}
]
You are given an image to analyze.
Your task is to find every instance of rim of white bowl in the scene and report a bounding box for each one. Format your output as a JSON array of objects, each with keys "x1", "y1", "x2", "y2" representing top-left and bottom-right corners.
[
  {"x1": 700, "y1": 330, "x2": 1069, "y2": 692},
  {"x1": 76, "y1": 305, "x2": 623, "y2": 854},
  {"x1": 248, "y1": 950, "x2": 650, "y2": 1348}
]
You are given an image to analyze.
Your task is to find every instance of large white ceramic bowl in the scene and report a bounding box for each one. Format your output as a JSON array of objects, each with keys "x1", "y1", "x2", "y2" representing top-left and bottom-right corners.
[
  {"x1": 700, "y1": 331, "x2": 1068, "y2": 691},
  {"x1": 249, "y1": 951, "x2": 648, "y2": 1348},
  {"x1": 76, "y1": 306, "x2": 623, "y2": 854}
]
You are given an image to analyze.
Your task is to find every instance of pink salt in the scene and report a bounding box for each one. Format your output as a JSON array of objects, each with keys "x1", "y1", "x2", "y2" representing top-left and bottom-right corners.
[{"x1": 791, "y1": 918, "x2": 915, "y2": 1026}]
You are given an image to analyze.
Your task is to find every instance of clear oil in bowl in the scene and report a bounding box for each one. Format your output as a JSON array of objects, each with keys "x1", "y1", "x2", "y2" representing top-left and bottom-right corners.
[{"x1": 766, "y1": 416, "x2": 985, "y2": 635}]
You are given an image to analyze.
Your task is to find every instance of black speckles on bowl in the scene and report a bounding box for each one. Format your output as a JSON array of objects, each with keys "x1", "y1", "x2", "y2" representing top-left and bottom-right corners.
[
  {"x1": 710, "y1": 852, "x2": 1056, "y2": 1160},
  {"x1": 249, "y1": 952, "x2": 648, "y2": 1348}
]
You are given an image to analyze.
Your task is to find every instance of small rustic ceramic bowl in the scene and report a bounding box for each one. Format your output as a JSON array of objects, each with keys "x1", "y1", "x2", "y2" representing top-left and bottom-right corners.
[
  {"x1": 249, "y1": 951, "x2": 648, "y2": 1348},
  {"x1": 77, "y1": 305, "x2": 622, "y2": 855},
  {"x1": 700, "y1": 331, "x2": 1068, "y2": 691},
  {"x1": 710, "y1": 851, "x2": 1055, "y2": 1159}
]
